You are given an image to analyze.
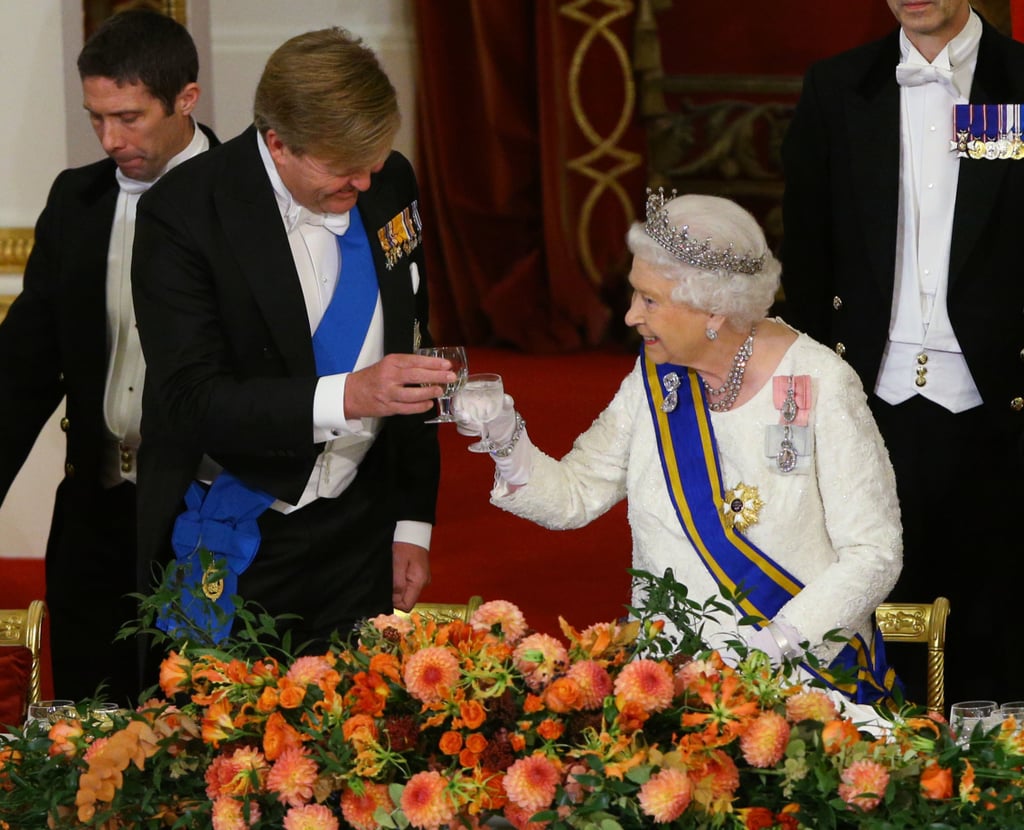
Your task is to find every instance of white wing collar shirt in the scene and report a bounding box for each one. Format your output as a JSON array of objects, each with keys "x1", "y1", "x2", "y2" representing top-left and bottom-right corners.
[
  {"x1": 876, "y1": 10, "x2": 984, "y2": 413},
  {"x1": 195, "y1": 133, "x2": 430, "y2": 550},
  {"x1": 102, "y1": 120, "x2": 210, "y2": 487}
]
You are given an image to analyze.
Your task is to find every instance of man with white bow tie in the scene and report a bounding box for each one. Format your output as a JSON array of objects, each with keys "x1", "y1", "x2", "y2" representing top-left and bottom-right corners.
[
  {"x1": 0, "y1": 9, "x2": 216, "y2": 706},
  {"x1": 781, "y1": 0, "x2": 1024, "y2": 707},
  {"x1": 131, "y1": 27, "x2": 452, "y2": 671}
]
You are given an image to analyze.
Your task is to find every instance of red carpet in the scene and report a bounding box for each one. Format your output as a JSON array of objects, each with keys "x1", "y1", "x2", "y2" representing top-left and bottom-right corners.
[{"x1": 0, "y1": 347, "x2": 639, "y2": 695}]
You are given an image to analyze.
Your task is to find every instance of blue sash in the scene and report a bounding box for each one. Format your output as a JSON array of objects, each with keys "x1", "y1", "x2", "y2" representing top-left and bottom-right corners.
[
  {"x1": 159, "y1": 206, "x2": 379, "y2": 642},
  {"x1": 640, "y1": 350, "x2": 899, "y2": 703}
]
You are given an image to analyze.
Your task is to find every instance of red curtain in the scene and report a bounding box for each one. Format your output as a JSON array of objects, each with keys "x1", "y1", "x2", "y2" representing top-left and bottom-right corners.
[
  {"x1": 1014, "y1": 0, "x2": 1024, "y2": 38},
  {"x1": 413, "y1": 1, "x2": 647, "y2": 352}
]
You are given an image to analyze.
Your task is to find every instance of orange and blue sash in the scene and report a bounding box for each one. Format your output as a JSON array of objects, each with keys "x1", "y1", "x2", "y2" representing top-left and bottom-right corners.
[{"x1": 641, "y1": 350, "x2": 899, "y2": 704}]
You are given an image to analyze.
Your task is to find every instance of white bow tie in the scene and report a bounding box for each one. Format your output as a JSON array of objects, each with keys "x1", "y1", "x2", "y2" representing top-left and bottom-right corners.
[
  {"x1": 292, "y1": 207, "x2": 351, "y2": 236},
  {"x1": 895, "y1": 61, "x2": 958, "y2": 96}
]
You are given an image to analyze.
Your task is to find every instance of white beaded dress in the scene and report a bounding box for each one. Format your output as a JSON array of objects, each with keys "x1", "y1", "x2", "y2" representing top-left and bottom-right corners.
[{"x1": 491, "y1": 330, "x2": 902, "y2": 664}]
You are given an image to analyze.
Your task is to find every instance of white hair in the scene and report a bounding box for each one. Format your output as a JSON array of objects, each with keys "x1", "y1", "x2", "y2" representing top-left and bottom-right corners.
[{"x1": 626, "y1": 193, "x2": 781, "y2": 330}]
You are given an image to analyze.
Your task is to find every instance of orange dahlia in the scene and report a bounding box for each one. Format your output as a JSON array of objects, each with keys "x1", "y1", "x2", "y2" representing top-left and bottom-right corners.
[
  {"x1": 565, "y1": 659, "x2": 613, "y2": 709},
  {"x1": 613, "y1": 658, "x2": 674, "y2": 713},
  {"x1": 205, "y1": 746, "x2": 269, "y2": 798},
  {"x1": 285, "y1": 655, "x2": 334, "y2": 687},
  {"x1": 266, "y1": 746, "x2": 317, "y2": 808},
  {"x1": 513, "y1": 634, "x2": 569, "y2": 691},
  {"x1": 637, "y1": 767, "x2": 693, "y2": 822},
  {"x1": 340, "y1": 781, "x2": 394, "y2": 830},
  {"x1": 503, "y1": 753, "x2": 561, "y2": 812},
  {"x1": 740, "y1": 710, "x2": 790, "y2": 768},
  {"x1": 838, "y1": 759, "x2": 890, "y2": 812},
  {"x1": 400, "y1": 770, "x2": 457, "y2": 830},
  {"x1": 211, "y1": 795, "x2": 261, "y2": 830},
  {"x1": 283, "y1": 803, "x2": 339, "y2": 830},
  {"x1": 785, "y1": 690, "x2": 838, "y2": 724},
  {"x1": 403, "y1": 646, "x2": 461, "y2": 703}
]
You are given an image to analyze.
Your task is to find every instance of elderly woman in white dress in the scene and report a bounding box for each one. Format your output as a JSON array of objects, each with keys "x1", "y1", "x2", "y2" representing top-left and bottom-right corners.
[{"x1": 463, "y1": 191, "x2": 903, "y2": 703}]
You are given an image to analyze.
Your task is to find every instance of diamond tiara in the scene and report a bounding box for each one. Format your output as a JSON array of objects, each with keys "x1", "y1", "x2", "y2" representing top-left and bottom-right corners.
[{"x1": 643, "y1": 188, "x2": 765, "y2": 276}]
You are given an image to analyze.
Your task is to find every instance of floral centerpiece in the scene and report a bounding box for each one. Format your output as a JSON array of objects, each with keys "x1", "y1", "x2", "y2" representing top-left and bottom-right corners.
[{"x1": 2, "y1": 564, "x2": 1024, "y2": 829}]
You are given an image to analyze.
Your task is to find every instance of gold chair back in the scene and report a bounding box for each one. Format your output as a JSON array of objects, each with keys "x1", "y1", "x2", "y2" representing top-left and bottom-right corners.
[
  {"x1": 875, "y1": 597, "x2": 950, "y2": 716},
  {"x1": 0, "y1": 599, "x2": 46, "y2": 704},
  {"x1": 396, "y1": 596, "x2": 484, "y2": 625}
]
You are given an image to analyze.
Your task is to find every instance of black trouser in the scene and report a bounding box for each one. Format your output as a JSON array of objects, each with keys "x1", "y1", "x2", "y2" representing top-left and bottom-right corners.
[
  {"x1": 46, "y1": 479, "x2": 140, "y2": 707},
  {"x1": 870, "y1": 394, "x2": 1024, "y2": 710}
]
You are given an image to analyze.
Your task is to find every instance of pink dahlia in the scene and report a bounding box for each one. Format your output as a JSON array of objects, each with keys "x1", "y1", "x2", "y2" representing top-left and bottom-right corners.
[
  {"x1": 266, "y1": 746, "x2": 317, "y2": 808},
  {"x1": 285, "y1": 655, "x2": 334, "y2": 686},
  {"x1": 785, "y1": 690, "x2": 838, "y2": 724},
  {"x1": 503, "y1": 753, "x2": 562, "y2": 812},
  {"x1": 400, "y1": 770, "x2": 457, "y2": 830},
  {"x1": 613, "y1": 659, "x2": 675, "y2": 713},
  {"x1": 283, "y1": 803, "x2": 339, "y2": 830},
  {"x1": 341, "y1": 781, "x2": 394, "y2": 830},
  {"x1": 565, "y1": 660, "x2": 613, "y2": 709},
  {"x1": 638, "y1": 768, "x2": 693, "y2": 823},
  {"x1": 740, "y1": 711, "x2": 790, "y2": 768},
  {"x1": 513, "y1": 634, "x2": 569, "y2": 691},
  {"x1": 838, "y1": 759, "x2": 890, "y2": 812},
  {"x1": 472, "y1": 600, "x2": 528, "y2": 643},
  {"x1": 367, "y1": 613, "x2": 414, "y2": 636},
  {"x1": 403, "y1": 646, "x2": 461, "y2": 703}
]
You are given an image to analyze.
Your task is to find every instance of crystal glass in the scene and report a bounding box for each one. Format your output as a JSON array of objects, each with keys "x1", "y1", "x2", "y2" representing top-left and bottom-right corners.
[
  {"x1": 416, "y1": 346, "x2": 468, "y2": 423},
  {"x1": 25, "y1": 699, "x2": 76, "y2": 731},
  {"x1": 453, "y1": 373, "x2": 505, "y2": 452},
  {"x1": 949, "y1": 699, "x2": 998, "y2": 746}
]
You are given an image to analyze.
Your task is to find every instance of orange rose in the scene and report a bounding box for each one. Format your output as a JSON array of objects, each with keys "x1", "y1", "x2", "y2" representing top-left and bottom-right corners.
[
  {"x1": 48, "y1": 719, "x2": 84, "y2": 758},
  {"x1": 523, "y1": 694, "x2": 544, "y2": 714},
  {"x1": 439, "y1": 730, "x2": 463, "y2": 755},
  {"x1": 536, "y1": 718, "x2": 565, "y2": 741},
  {"x1": 542, "y1": 677, "x2": 583, "y2": 714},
  {"x1": 920, "y1": 761, "x2": 953, "y2": 800},
  {"x1": 256, "y1": 686, "x2": 279, "y2": 712},
  {"x1": 510, "y1": 733, "x2": 526, "y2": 752},
  {"x1": 278, "y1": 683, "x2": 306, "y2": 710},
  {"x1": 158, "y1": 650, "x2": 192, "y2": 698},
  {"x1": 459, "y1": 748, "x2": 480, "y2": 768},
  {"x1": 820, "y1": 719, "x2": 860, "y2": 754},
  {"x1": 465, "y1": 732, "x2": 488, "y2": 754},
  {"x1": 459, "y1": 699, "x2": 487, "y2": 730}
]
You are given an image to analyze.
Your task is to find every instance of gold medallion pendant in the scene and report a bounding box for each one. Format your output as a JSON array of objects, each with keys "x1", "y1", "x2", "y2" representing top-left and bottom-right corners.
[
  {"x1": 722, "y1": 482, "x2": 764, "y2": 532},
  {"x1": 202, "y1": 563, "x2": 225, "y2": 601}
]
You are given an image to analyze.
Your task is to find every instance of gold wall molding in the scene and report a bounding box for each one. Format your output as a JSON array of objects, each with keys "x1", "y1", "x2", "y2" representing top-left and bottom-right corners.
[
  {"x1": 0, "y1": 228, "x2": 33, "y2": 274},
  {"x1": 560, "y1": 0, "x2": 643, "y2": 287}
]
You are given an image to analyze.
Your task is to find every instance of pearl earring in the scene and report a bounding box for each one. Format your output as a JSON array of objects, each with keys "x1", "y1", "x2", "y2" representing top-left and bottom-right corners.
[{"x1": 705, "y1": 328, "x2": 718, "y2": 341}]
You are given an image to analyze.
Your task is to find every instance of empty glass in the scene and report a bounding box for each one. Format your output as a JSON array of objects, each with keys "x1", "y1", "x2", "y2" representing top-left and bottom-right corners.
[{"x1": 949, "y1": 700, "x2": 998, "y2": 746}]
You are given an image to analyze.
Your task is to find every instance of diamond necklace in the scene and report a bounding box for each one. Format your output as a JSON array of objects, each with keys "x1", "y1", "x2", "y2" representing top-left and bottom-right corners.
[{"x1": 702, "y1": 325, "x2": 756, "y2": 412}]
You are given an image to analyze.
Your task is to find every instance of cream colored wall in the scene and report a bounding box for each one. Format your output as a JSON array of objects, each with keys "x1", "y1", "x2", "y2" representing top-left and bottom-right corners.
[{"x1": 0, "y1": 0, "x2": 416, "y2": 561}]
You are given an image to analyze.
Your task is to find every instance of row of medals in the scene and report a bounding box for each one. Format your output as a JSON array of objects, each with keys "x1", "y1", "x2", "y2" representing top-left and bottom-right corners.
[{"x1": 952, "y1": 129, "x2": 1024, "y2": 160}]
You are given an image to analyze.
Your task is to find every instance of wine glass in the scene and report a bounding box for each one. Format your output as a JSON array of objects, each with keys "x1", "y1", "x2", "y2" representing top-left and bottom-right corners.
[
  {"x1": 453, "y1": 373, "x2": 505, "y2": 452},
  {"x1": 949, "y1": 700, "x2": 997, "y2": 746},
  {"x1": 25, "y1": 699, "x2": 76, "y2": 732},
  {"x1": 416, "y1": 345, "x2": 467, "y2": 423}
]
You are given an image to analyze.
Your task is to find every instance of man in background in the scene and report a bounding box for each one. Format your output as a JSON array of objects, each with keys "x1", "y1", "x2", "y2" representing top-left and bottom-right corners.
[
  {"x1": 781, "y1": 0, "x2": 1024, "y2": 705},
  {"x1": 0, "y1": 8, "x2": 215, "y2": 704},
  {"x1": 131, "y1": 27, "x2": 452, "y2": 664}
]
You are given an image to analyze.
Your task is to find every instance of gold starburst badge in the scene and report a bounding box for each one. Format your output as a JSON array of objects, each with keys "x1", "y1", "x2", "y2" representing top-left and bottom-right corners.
[{"x1": 722, "y1": 482, "x2": 764, "y2": 532}]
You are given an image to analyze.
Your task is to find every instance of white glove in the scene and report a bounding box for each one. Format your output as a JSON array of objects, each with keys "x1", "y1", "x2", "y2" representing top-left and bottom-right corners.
[
  {"x1": 744, "y1": 616, "x2": 806, "y2": 666},
  {"x1": 456, "y1": 393, "x2": 516, "y2": 440},
  {"x1": 454, "y1": 394, "x2": 532, "y2": 486}
]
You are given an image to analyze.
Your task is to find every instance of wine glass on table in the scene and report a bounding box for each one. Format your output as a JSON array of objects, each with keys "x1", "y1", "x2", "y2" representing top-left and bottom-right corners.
[
  {"x1": 949, "y1": 700, "x2": 997, "y2": 746},
  {"x1": 453, "y1": 373, "x2": 505, "y2": 452},
  {"x1": 416, "y1": 345, "x2": 467, "y2": 423},
  {"x1": 25, "y1": 699, "x2": 76, "y2": 733}
]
